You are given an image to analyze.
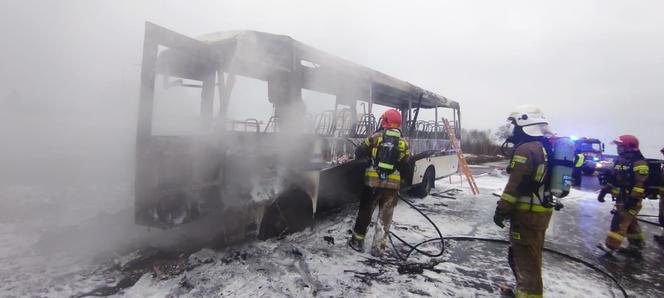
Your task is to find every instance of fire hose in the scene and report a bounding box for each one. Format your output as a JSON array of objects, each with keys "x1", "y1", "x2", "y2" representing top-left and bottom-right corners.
[
  {"x1": 379, "y1": 194, "x2": 630, "y2": 298},
  {"x1": 635, "y1": 214, "x2": 661, "y2": 226}
]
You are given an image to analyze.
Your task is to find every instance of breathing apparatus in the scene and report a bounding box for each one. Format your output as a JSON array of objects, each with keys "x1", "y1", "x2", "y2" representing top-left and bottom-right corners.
[{"x1": 547, "y1": 136, "x2": 575, "y2": 201}]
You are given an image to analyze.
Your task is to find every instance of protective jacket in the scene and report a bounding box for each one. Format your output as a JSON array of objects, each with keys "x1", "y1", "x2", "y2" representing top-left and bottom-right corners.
[
  {"x1": 495, "y1": 140, "x2": 551, "y2": 298},
  {"x1": 659, "y1": 164, "x2": 664, "y2": 228},
  {"x1": 601, "y1": 151, "x2": 649, "y2": 249},
  {"x1": 496, "y1": 141, "x2": 553, "y2": 226},
  {"x1": 575, "y1": 153, "x2": 585, "y2": 168},
  {"x1": 660, "y1": 163, "x2": 664, "y2": 197},
  {"x1": 603, "y1": 151, "x2": 649, "y2": 203},
  {"x1": 356, "y1": 129, "x2": 410, "y2": 190},
  {"x1": 351, "y1": 128, "x2": 411, "y2": 256}
]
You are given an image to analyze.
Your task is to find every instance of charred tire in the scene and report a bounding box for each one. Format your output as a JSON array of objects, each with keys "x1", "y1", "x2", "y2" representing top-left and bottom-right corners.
[
  {"x1": 258, "y1": 189, "x2": 313, "y2": 240},
  {"x1": 412, "y1": 167, "x2": 435, "y2": 198}
]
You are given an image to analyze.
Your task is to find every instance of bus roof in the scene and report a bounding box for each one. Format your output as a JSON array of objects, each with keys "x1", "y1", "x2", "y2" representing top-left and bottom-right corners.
[{"x1": 155, "y1": 23, "x2": 459, "y2": 110}]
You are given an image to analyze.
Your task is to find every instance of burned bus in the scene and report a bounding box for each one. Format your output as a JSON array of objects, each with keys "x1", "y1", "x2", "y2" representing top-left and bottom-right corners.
[{"x1": 135, "y1": 23, "x2": 461, "y2": 243}]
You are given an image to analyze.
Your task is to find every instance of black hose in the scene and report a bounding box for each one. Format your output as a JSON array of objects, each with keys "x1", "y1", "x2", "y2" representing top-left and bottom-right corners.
[
  {"x1": 636, "y1": 214, "x2": 659, "y2": 218},
  {"x1": 635, "y1": 212, "x2": 661, "y2": 226},
  {"x1": 636, "y1": 218, "x2": 661, "y2": 226},
  {"x1": 385, "y1": 194, "x2": 629, "y2": 298},
  {"x1": 444, "y1": 237, "x2": 629, "y2": 298},
  {"x1": 387, "y1": 195, "x2": 445, "y2": 260}
]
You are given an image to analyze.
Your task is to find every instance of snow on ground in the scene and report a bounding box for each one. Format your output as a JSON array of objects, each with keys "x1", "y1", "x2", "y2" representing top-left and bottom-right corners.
[
  {"x1": 1, "y1": 171, "x2": 662, "y2": 297},
  {"x1": 118, "y1": 172, "x2": 626, "y2": 297}
]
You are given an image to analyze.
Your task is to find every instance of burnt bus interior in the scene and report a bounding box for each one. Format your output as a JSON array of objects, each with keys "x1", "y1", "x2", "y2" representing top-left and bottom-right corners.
[{"x1": 136, "y1": 22, "x2": 460, "y2": 241}]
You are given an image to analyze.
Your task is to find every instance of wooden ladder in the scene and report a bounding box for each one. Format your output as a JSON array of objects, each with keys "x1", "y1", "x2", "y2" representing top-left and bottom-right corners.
[{"x1": 442, "y1": 118, "x2": 479, "y2": 195}]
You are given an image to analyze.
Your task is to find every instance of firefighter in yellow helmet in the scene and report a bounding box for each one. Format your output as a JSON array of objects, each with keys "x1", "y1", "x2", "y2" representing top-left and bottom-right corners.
[
  {"x1": 597, "y1": 135, "x2": 648, "y2": 254},
  {"x1": 653, "y1": 146, "x2": 664, "y2": 245},
  {"x1": 348, "y1": 109, "x2": 411, "y2": 257},
  {"x1": 493, "y1": 104, "x2": 553, "y2": 298}
]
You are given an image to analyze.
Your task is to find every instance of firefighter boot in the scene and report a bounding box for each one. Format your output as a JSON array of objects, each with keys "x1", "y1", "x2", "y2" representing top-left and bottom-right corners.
[
  {"x1": 348, "y1": 232, "x2": 365, "y2": 252},
  {"x1": 654, "y1": 232, "x2": 664, "y2": 246},
  {"x1": 370, "y1": 238, "x2": 388, "y2": 257},
  {"x1": 619, "y1": 240, "x2": 644, "y2": 257},
  {"x1": 626, "y1": 241, "x2": 644, "y2": 251},
  {"x1": 597, "y1": 242, "x2": 615, "y2": 255}
]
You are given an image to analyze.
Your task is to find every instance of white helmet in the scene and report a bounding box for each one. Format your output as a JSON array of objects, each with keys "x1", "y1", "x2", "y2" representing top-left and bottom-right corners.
[{"x1": 507, "y1": 104, "x2": 550, "y2": 137}]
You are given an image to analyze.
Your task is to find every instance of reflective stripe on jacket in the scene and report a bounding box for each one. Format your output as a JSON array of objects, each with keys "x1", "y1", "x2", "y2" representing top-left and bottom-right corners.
[
  {"x1": 660, "y1": 165, "x2": 664, "y2": 196},
  {"x1": 607, "y1": 154, "x2": 649, "y2": 201},
  {"x1": 497, "y1": 141, "x2": 553, "y2": 230},
  {"x1": 361, "y1": 129, "x2": 410, "y2": 190},
  {"x1": 575, "y1": 153, "x2": 585, "y2": 168}
]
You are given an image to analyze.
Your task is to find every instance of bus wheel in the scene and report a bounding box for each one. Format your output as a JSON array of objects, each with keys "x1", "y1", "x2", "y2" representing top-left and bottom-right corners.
[
  {"x1": 258, "y1": 188, "x2": 313, "y2": 240},
  {"x1": 412, "y1": 167, "x2": 435, "y2": 198}
]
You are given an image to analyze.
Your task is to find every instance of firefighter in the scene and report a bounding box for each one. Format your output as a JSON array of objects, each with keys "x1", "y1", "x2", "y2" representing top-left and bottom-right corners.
[
  {"x1": 348, "y1": 108, "x2": 411, "y2": 257},
  {"x1": 655, "y1": 146, "x2": 664, "y2": 245},
  {"x1": 597, "y1": 135, "x2": 648, "y2": 254},
  {"x1": 493, "y1": 104, "x2": 553, "y2": 298},
  {"x1": 572, "y1": 152, "x2": 585, "y2": 187}
]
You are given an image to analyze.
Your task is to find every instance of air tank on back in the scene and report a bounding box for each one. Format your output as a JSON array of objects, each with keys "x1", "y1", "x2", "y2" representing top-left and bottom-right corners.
[{"x1": 549, "y1": 136, "x2": 576, "y2": 198}]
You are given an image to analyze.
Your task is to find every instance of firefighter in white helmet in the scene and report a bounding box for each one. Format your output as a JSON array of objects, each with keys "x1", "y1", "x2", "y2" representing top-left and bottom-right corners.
[{"x1": 493, "y1": 104, "x2": 554, "y2": 298}]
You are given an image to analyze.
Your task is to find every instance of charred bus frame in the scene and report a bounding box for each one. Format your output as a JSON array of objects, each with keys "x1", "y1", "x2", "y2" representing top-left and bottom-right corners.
[{"x1": 135, "y1": 22, "x2": 461, "y2": 243}]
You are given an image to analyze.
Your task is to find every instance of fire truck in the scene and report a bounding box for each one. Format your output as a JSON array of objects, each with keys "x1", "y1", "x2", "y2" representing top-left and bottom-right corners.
[{"x1": 572, "y1": 137, "x2": 605, "y2": 175}]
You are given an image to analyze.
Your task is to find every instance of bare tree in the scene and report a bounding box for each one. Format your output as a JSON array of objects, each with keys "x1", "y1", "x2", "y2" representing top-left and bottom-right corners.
[
  {"x1": 494, "y1": 123, "x2": 511, "y2": 143},
  {"x1": 461, "y1": 128, "x2": 501, "y2": 155}
]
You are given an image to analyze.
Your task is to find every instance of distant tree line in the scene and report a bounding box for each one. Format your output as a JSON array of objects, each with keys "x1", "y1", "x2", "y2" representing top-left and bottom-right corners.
[{"x1": 459, "y1": 126, "x2": 507, "y2": 156}]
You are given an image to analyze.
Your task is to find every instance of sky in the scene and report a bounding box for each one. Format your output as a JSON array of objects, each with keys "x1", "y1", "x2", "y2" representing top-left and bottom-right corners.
[{"x1": 0, "y1": 0, "x2": 663, "y2": 157}]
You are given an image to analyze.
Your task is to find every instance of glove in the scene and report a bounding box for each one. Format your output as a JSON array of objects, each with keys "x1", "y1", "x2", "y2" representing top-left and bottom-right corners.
[
  {"x1": 597, "y1": 191, "x2": 606, "y2": 203},
  {"x1": 597, "y1": 187, "x2": 612, "y2": 203},
  {"x1": 493, "y1": 213, "x2": 506, "y2": 229}
]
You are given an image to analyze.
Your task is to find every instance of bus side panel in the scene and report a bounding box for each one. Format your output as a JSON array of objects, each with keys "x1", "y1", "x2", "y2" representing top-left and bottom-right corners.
[
  {"x1": 411, "y1": 154, "x2": 459, "y2": 185},
  {"x1": 135, "y1": 136, "x2": 224, "y2": 228},
  {"x1": 412, "y1": 157, "x2": 431, "y2": 185},
  {"x1": 432, "y1": 155, "x2": 459, "y2": 178},
  {"x1": 316, "y1": 160, "x2": 366, "y2": 211}
]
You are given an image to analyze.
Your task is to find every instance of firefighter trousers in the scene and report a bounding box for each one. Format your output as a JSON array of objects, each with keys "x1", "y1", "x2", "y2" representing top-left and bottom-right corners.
[
  {"x1": 352, "y1": 187, "x2": 398, "y2": 246},
  {"x1": 659, "y1": 196, "x2": 664, "y2": 228},
  {"x1": 605, "y1": 204, "x2": 643, "y2": 249},
  {"x1": 508, "y1": 225, "x2": 546, "y2": 297}
]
